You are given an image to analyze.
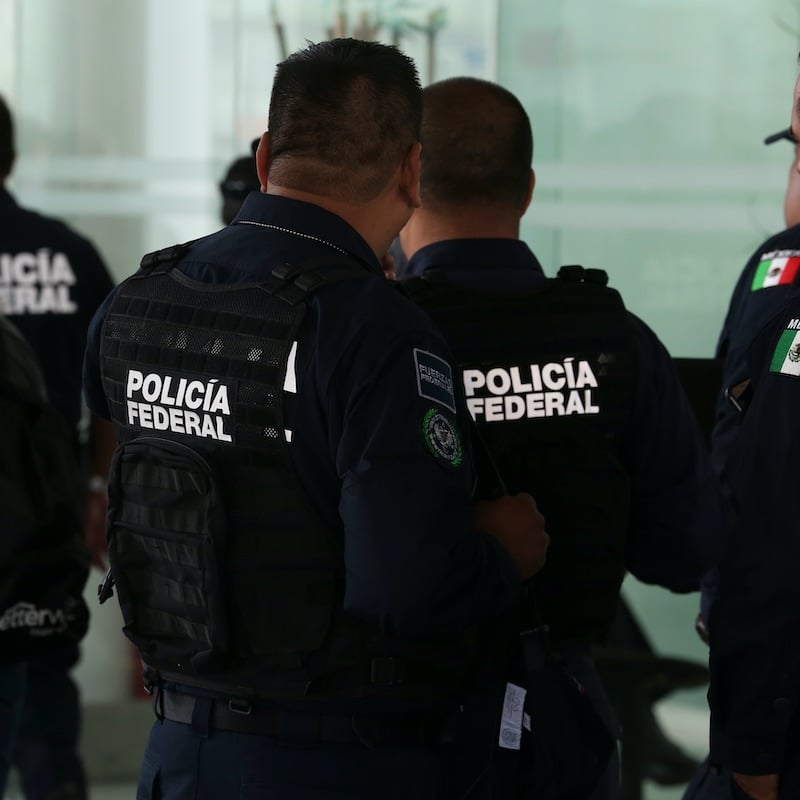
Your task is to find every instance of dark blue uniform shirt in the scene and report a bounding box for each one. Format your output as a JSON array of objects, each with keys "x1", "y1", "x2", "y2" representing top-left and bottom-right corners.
[
  {"x1": 404, "y1": 238, "x2": 724, "y2": 591},
  {"x1": 701, "y1": 228, "x2": 800, "y2": 621},
  {"x1": 1, "y1": 187, "x2": 114, "y2": 436},
  {"x1": 84, "y1": 193, "x2": 521, "y2": 647},
  {"x1": 709, "y1": 267, "x2": 800, "y2": 775},
  {"x1": 711, "y1": 225, "x2": 800, "y2": 481}
]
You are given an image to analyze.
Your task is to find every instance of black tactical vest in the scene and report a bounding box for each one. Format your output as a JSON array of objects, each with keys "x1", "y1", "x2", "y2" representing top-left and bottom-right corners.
[
  {"x1": 98, "y1": 245, "x2": 472, "y2": 703},
  {"x1": 404, "y1": 266, "x2": 636, "y2": 644}
]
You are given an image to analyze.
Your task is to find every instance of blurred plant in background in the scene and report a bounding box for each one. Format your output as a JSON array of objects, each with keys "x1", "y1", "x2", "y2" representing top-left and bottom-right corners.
[{"x1": 271, "y1": 0, "x2": 447, "y2": 82}]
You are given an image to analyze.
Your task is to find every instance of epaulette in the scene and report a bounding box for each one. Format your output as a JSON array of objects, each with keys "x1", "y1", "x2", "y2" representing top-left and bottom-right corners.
[
  {"x1": 557, "y1": 264, "x2": 609, "y2": 286},
  {"x1": 267, "y1": 256, "x2": 374, "y2": 305},
  {"x1": 139, "y1": 240, "x2": 196, "y2": 273}
]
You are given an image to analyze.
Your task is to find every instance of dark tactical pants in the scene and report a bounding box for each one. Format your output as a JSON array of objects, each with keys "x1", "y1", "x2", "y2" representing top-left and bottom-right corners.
[
  {"x1": 137, "y1": 696, "x2": 450, "y2": 800},
  {"x1": 14, "y1": 645, "x2": 86, "y2": 800}
]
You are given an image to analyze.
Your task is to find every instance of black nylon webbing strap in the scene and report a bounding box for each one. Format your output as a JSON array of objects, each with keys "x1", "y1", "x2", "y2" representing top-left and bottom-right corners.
[
  {"x1": 138, "y1": 242, "x2": 375, "y2": 301},
  {"x1": 140, "y1": 240, "x2": 196, "y2": 274},
  {"x1": 557, "y1": 264, "x2": 609, "y2": 286},
  {"x1": 268, "y1": 255, "x2": 377, "y2": 305},
  {"x1": 159, "y1": 689, "x2": 447, "y2": 746}
]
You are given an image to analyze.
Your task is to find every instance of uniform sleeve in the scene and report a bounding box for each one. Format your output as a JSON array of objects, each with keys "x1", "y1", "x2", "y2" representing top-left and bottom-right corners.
[
  {"x1": 78, "y1": 238, "x2": 116, "y2": 317},
  {"x1": 709, "y1": 316, "x2": 800, "y2": 774},
  {"x1": 333, "y1": 328, "x2": 522, "y2": 640},
  {"x1": 621, "y1": 314, "x2": 727, "y2": 591}
]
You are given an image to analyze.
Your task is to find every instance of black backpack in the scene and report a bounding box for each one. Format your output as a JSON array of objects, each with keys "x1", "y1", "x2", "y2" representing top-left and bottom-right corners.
[{"x1": 0, "y1": 316, "x2": 89, "y2": 660}]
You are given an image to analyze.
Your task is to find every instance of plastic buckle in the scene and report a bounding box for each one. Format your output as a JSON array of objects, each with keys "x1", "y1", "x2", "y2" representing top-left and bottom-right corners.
[
  {"x1": 294, "y1": 271, "x2": 327, "y2": 293},
  {"x1": 228, "y1": 698, "x2": 253, "y2": 716},
  {"x1": 271, "y1": 263, "x2": 300, "y2": 281},
  {"x1": 97, "y1": 568, "x2": 115, "y2": 604}
]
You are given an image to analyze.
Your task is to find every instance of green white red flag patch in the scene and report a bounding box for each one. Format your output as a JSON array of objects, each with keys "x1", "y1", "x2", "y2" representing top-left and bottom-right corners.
[
  {"x1": 751, "y1": 251, "x2": 800, "y2": 291},
  {"x1": 769, "y1": 322, "x2": 800, "y2": 375}
]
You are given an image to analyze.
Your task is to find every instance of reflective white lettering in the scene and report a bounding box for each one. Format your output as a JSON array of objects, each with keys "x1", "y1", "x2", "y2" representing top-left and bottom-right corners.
[
  {"x1": 505, "y1": 396, "x2": 526, "y2": 420},
  {"x1": 542, "y1": 364, "x2": 566, "y2": 390},
  {"x1": 203, "y1": 380, "x2": 217, "y2": 412},
  {"x1": 462, "y1": 369, "x2": 486, "y2": 397},
  {"x1": 486, "y1": 368, "x2": 511, "y2": 396},
  {"x1": 124, "y1": 370, "x2": 235, "y2": 442},
  {"x1": 127, "y1": 370, "x2": 144, "y2": 395},
  {"x1": 159, "y1": 376, "x2": 176, "y2": 406},
  {"x1": 142, "y1": 374, "x2": 160, "y2": 402},
  {"x1": 185, "y1": 381, "x2": 204, "y2": 409},
  {"x1": 485, "y1": 397, "x2": 504, "y2": 421},
  {"x1": 0, "y1": 251, "x2": 78, "y2": 314},
  {"x1": 563, "y1": 358, "x2": 576, "y2": 389},
  {"x1": 168, "y1": 408, "x2": 185, "y2": 434},
  {"x1": 12, "y1": 253, "x2": 37, "y2": 285},
  {"x1": 510, "y1": 367, "x2": 532, "y2": 393},
  {"x1": 466, "y1": 397, "x2": 483, "y2": 419},
  {"x1": 184, "y1": 411, "x2": 202, "y2": 437},
  {"x1": 152, "y1": 406, "x2": 170, "y2": 430},
  {"x1": 545, "y1": 392, "x2": 565, "y2": 415},
  {"x1": 527, "y1": 393, "x2": 545, "y2": 418},
  {"x1": 576, "y1": 361, "x2": 598, "y2": 388},
  {"x1": 138, "y1": 403, "x2": 153, "y2": 427},
  {"x1": 529, "y1": 365, "x2": 543, "y2": 392},
  {"x1": 49, "y1": 252, "x2": 76, "y2": 284},
  {"x1": 565, "y1": 391, "x2": 584, "y2": 414},
  {"x1": 208, "y1": 384, "x2": 230, "y2": 415},
  {"x1": 216, "y1": 416, "x2": 232, "y2": 442}
]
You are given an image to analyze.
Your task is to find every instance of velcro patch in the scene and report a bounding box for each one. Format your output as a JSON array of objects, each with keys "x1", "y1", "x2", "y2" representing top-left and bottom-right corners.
[
  {"x1": 422, "y1": 408, "x2": 462, "y2": 468},
  {"x1": 770, "y1": 324, "x2": 800, "y2": 376},
  {"x1": 414, "y1": 348, "x2": 456, "y2": 412}
]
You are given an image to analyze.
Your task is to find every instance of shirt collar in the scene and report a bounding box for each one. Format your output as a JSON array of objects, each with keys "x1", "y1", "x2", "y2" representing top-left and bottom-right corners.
[
  {"x1": 403, "y1": 238, "x2": 545, "y2": 279},
  {"x1": 0, "y1": 187, "x2": 17, "y2": 211},
  {"x1": 233, "y1": 192, "x2": 382, "y2": 275}
]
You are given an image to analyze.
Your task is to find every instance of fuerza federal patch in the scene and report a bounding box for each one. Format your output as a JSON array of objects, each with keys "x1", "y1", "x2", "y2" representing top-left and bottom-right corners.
[
  {"x1": 422, "y1": 409, "x2": 462, "y2": 467},
  {"x1": 414, "y1": 348, "x2": 456, "y2": 412}
]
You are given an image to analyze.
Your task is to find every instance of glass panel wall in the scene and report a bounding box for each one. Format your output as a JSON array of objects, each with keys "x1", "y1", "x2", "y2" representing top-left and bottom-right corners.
[{"x1": 2, "y1": 0, "x2": 799, "y2": 734}]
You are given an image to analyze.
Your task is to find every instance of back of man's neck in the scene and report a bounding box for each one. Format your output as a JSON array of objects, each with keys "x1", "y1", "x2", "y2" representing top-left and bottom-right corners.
[{"x1": 411, "y1": 210, "x2": 520, "y2": 250}]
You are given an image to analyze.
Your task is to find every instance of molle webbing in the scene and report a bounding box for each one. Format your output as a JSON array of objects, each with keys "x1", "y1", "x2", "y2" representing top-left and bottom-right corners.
[{"x1": 101, "y1": 250, "x2": 474, "y2": 701}]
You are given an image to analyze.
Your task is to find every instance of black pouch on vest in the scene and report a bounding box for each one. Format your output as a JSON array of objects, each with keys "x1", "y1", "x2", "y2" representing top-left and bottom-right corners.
[{"x1": 106, "y1": 436, "x2": 228, "y2": 675}]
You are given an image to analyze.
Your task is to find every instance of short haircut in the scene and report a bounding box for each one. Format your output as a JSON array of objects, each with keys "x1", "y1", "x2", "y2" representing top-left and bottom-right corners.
[
  {"x1": 267, "y1": 38, "x2": 422, "y2": 202},
  {"x1": 0, "y1": 95, "x2": 14, "y2": 179},
  {"x1": 419, "y1": 77, "x2": 533, "y2": 210}
]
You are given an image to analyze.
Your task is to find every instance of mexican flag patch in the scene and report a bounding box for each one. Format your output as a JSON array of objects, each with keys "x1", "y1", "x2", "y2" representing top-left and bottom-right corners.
[
  {"x1": 751, "y1": 251, "x2": 800, "y2": 291},
  {"x1": 769, "y1": 325, "x2": 800, "y2": 375}
]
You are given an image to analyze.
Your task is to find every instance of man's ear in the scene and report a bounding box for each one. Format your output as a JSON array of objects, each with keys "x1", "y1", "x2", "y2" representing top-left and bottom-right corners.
[
  {"x1": 400, "y1": 142, "x2": 422, "y2": 210},
  {"x1": 255, "y1": 132, "x2": 270, "y2": 191},
  {"x1": 522, "y1": 168, "x2": 535, "y2": 215}
]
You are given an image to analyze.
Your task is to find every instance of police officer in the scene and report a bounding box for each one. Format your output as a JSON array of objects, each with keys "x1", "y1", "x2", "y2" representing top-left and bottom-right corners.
[
  {"x1": 707, "y1": 126, "x2": 800, "y2": 509},
  {"x1": 704, "y1": 285, "x2": 800, "y2": 800},
  {"x1": 0, "y1": 95, "x2": 115, "y2": 800},
  {"x1": 218, "y1": 139, "x2": 260, "y2": 226},
  {"x1": 0, "y1": 314, "x2": 90, "y2": 800},
  {"x1": 683, "y1": 116, "x2": 800, "y2": 800},
  {"x1": 683, "y1": 77, "x2": 800, "y2": 800},
  {"x1": 0, "y1": 320, "x2": 37, "y2": 799},
  {"x1": 398, "y1": 77, "x2": 726, "y2": 799},
  {"x1": 82, "y1": 39, "x2": 548, "y2": 799}
]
